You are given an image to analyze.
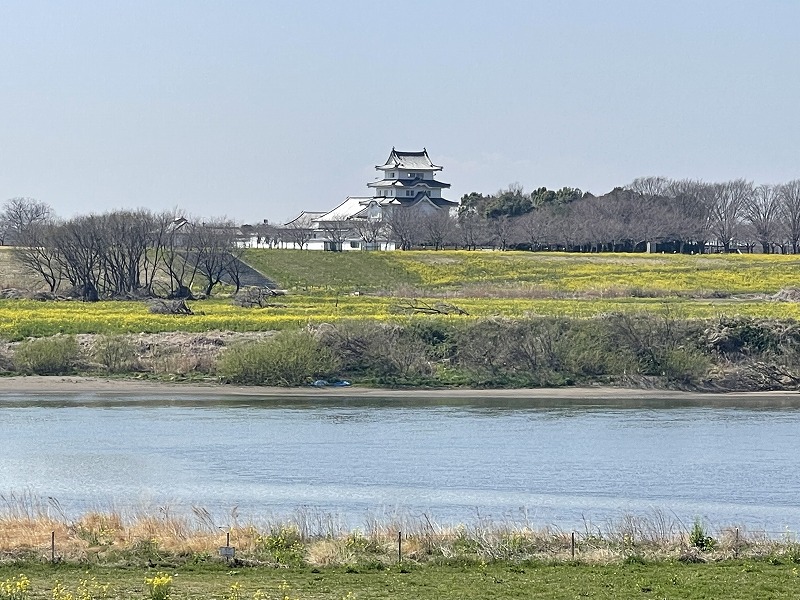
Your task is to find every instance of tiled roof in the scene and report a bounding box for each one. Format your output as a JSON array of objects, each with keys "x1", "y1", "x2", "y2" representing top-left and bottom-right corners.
[
  {"x1": 377, "y1": 148, "x2": 442, "y2": 171},
  {"x1": 374, "y1": 192, "x2": 457, "y2": 207},
  {"x1": 283, "y1": 211, "x2": 325, "y2": 227},
  {"x1": 313, "y1": 197, "x2": 375, "y2": 222},
  {"x1": 367, "y1": 178, "x2": 450, "y2": 189}
]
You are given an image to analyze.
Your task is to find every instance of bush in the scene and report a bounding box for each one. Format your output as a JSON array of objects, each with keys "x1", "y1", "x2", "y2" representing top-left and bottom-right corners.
[
  {"x1": 689, "y1": 519, "x2": 716, "y2": 551},
  {"x1": 93, "y1": 335, "x2": 138, "y2": 373},
  {"x1": 701, "y1": 317, "x2": 799, "y2": 358},
  {"x1": 13, "y1": 335, "x2": 80, "y2": 375},
  {"x1": 318, "y1": 321, "x2": 433, "y2": 380},
  {"x1": 452, "y1": 318, "x2": 568, "y2": 386},
  {"x1": 660, "y1": 347, "x2": 710, "y2": 384},
  {"x1": 217, "y1": 330, "x2": 339, "y2": 386},
  {"x1": 558, "y1": 319, "x2": 635, "y2": 379}
]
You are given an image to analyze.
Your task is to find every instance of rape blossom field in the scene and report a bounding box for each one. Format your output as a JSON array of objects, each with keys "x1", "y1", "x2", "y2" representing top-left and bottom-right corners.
[
  {"x1": 3, "y1": 295, "x2": 800, "y2": 341},
  {"x1": 2, "y1": 250, "x2": 800, "y2": 340},
  {"x1": 245, "y1": 249, "x2": 800, "y2": 296}
]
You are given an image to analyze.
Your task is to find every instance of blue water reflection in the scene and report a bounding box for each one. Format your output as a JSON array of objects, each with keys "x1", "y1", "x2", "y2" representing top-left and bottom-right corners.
[{"x1": 1, "y1": 392, "x2": 799, "y2": 531}]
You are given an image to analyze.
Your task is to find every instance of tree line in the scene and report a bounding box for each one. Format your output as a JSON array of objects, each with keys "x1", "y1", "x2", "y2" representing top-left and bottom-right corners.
[
  {"x1": 259, "y1": 177, "x2": 800, "y2": 254},
  {"x1": 0, "y1": 199, "x2": 244, "y2": 300},
  {"x1": 5, "y1": 175, "x2": 800, "y2": 287},
  {"x1": 450, "y1": 178, "x2": 800, "y2": 254}
]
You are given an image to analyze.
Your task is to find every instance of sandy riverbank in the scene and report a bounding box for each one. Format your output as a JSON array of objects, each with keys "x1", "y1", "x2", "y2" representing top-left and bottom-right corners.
[{"x1": 1, "y1": 375, "x2": 799, "y2": 404}]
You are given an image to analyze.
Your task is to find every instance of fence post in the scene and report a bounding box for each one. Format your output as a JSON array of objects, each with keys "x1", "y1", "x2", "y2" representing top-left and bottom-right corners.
[
  {"x1": 51, "y1": 531, "x2": 55, "y2": 563},
  {"x1": 398, "y1": 531, "x2": 402, "y2": 563},
  {"x1": 734, "y1": 528, "x2": 739, "y2": 558},
  {"x1": 571, "y1": 531, "x2": 575, "y2": 559}
]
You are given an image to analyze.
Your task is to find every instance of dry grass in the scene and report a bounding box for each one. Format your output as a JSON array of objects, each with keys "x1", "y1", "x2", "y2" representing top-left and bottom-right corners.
[
  {"x1": 0, "y1": 248, "x2": 33, "y2": 290},
  {"x1": 0, "y1": 502, "x2": 796, "y2": 568}
]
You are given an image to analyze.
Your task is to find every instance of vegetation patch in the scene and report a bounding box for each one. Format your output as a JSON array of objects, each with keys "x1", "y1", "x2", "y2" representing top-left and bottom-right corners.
[
  {"x1": 217, "y1": 330, "x2": 339, "y2": 386},
  {"x1": 12, "y1": 335, "x2": 80, "y2": 375}
]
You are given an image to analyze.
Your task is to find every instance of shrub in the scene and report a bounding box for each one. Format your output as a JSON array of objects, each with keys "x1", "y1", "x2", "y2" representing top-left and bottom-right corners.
[
  {"x1": 558, "y1": 319, "x2": 634, "y2": 379},
  {"x1": 452, "y1": 318, "x2": 569, "y2": 386},
  {"x1": 318, "y1": 321, "x2": 432, "y2": 380},
  {"x1": 689, "y1": 519, "x2": 716, "y2": 551},
  {"x1": 92, "y1": 335, "x2": 138, "y2": 373},
  {"x1": 701, "y1": 317, "x2": 799, "y2": 358},
  {"x1": 13, "y1": 335, "x2": 80, "y2": 375},
  {"x1": 660, "y1": 347, "x2": 710, "y2": 384},
  {"x1": 217, "y1": 330, "x2": 338, "y2": 386},
  {"x1": 255, "y1": 526, "x2": 306, "y2": 566}
]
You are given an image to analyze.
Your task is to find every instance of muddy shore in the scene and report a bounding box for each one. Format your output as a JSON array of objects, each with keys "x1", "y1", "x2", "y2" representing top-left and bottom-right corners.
[{"x1": 1, "y1": 375, "x2": 799, "y2": 405}]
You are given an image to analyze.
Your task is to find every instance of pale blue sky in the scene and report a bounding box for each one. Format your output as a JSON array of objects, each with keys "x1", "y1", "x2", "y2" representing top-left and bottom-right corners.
[{"x1": 1, "y1": 1, "x2": 798, "y2": 223}]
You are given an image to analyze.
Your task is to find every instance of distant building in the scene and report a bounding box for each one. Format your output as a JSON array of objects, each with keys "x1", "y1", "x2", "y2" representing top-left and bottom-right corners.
[
  {"x1": 368, "y1": 147, "x2": 455, "y2": 210},
  {"x1": 279, "y1": 148, "x2": 457, "y2": 251}
]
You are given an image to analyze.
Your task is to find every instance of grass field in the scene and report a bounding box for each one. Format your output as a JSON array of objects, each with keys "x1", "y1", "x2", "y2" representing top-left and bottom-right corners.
[
  {"x1": 3, "y1": 249, "x2": 800, "y2": 340},
  {"x1": 2, "y1": 561, "x2": 799, "y2": 599},
  {"x1": 243, "y1": 249, "x2": 800, "y2": 296}
]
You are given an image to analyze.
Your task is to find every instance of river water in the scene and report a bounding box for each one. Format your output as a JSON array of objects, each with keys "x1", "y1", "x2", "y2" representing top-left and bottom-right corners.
[{"x1": 1, "y1": 391, "x2": 799, "y2": 532}]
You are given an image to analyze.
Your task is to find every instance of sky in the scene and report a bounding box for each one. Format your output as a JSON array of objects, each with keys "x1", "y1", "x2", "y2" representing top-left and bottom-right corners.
[{"x1": 1, "y1": 0, "x2": 799, "y2": 223}]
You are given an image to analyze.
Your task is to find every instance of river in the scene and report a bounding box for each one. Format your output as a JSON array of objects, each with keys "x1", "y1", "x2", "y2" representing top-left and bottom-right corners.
[{"x1": 1, "y1": 391, "x2": 799, "y2": 533}]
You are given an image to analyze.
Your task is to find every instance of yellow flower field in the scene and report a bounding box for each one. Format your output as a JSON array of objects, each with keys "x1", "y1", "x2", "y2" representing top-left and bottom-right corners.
[
  {"x1": 3, "y1": 250, "x2": 800, "y2": 339},
  {"x1": 390, "y1": 251, "x2": 800, "y2": 294},
  {"x1": 242, "y1": 249, "x2": 800, "y2": 295},
  {"x1": 3, "y1": 292, "x2": 800, "y2": 340}
]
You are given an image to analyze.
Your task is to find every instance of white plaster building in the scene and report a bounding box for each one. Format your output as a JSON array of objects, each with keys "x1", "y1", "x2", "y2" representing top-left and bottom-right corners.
[{"x1": 280, "y1": 148, "x2": 457, "y2": 251}]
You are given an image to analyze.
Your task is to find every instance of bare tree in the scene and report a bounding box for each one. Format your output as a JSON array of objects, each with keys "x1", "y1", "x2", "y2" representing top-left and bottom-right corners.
[
  {"x1": 488, "y1": 215, "x2": 520, "y2": 250},
  {"x1": 192, "y1": 220, "x2": 243, "y2": 295},
  {"x1": 663, "y1": 179, "x2": 711, "y2": 253},
  {"x1": 0, "y1": 219, "x2": 9, "y2": 246},
  {"x1": 13, "y1": 218, "x2": 62, "y2": 292},
  {"x1": 744, "y1": 184, "x2": 781, "y2": 253},
  {"x1": 52, "y1": 215, "x2": 104, "y2": 301},
  {"x1": 708, "y1": 180, "x2": 752, "y2": 252},
  {"x1": 318, "y1": 221, "x2": 351, "y2": 252},
  {"x1": 779, "y1": 180, "x2": 800, "y2": 253},
  {"x1": 420, "y1": 210, "x2": 456, "y2": 250},
  {"x1": 95, "y1": 210, "x2": 157, "y2": 296},
  {"x1": 282, "y1": 214, "x2": 315, "y2": 249},
  {"x1": 1, "y1": 197, "x2": 52, "y2": 246},
  {"x1": 517, "y1": 209, "x2": 549, "y2": 250},
  {"x1": 627, "y1": 176, "x2": 670, "y2": 199},
  {"x1": 253, "y1": 220, "x2": 280, "y2": 247},
  {"x1": 351, "y1": 216, "x2": 386, "y2": 250},
  {"x1": 385, "y1": 206, "x2": 424, "y2": 250},
  {"x1": 456, "y1": 210, "x2": 489, "y2": 250}
]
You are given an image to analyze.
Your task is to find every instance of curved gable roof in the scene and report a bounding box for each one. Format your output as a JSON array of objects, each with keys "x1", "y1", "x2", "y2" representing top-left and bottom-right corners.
[{"x1": 377, "y1": 147, "x2": 442, "y2": 171}]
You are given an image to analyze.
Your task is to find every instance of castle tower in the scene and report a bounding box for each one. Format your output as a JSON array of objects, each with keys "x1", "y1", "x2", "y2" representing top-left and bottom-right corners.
[{"x1": 367, "y1": 148, "x2": 457, "y2": 209}]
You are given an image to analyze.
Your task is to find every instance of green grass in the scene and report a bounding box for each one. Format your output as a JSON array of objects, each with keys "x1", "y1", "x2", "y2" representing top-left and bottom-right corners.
[
  {"x1": 244, "y1": 249, "x2": 800, "y2": 295},
  {"x1": 242, "y1": 250, "x2": 420, "y2": 292},
  {"x1": 3, "y1": 250, "x2": 800, "y2": 341},
  {"x1": 2, "y1": 561, "x2": 799, "y2": 599}
]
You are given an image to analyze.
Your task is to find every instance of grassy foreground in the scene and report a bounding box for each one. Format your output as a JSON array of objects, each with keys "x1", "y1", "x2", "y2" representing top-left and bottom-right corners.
[
  {"x1": 3, "y1": 561, "x2": 800, "y2": 600},
  {"x1": 2, "y1": 503, "x2": 800, "y2": 599}
]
